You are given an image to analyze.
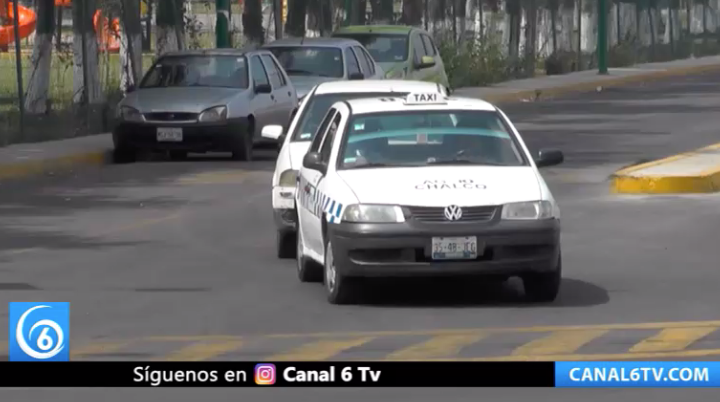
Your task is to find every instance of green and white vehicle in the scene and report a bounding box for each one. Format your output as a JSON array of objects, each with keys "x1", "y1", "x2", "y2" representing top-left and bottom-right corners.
[{"x1": 333, "y1": 25, "x2": 450, "y2": 90}]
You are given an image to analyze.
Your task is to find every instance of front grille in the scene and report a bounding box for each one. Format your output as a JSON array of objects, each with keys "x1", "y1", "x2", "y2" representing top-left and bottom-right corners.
[
  {"x1": 143, "y1": 112, "x2": 198, "y2": 121},
  {"x1": 405, "y1": 205, "x2": 497, "y2": 223}
]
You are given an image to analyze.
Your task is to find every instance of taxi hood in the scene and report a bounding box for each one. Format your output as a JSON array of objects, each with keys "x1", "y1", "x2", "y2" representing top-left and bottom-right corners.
[{"x1": 335, "y1": 166, "x2": 542, "y2": 206}]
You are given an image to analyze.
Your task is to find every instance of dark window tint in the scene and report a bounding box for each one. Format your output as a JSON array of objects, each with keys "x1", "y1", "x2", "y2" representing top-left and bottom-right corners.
[
  {"x1": 261, "y1": 54, "x2": 284, "y2": 88},
  {"x1": 250, "y1": 56, "x2": 270, "y2": 86},
  {"x1": 140, "y1": 55, "x2": 249, "y2": 89},
  {"x1": 421, "y1": 34, "x2": 436, "y2": 56},
  {"x1": 309, "y1": 109, "x2": 338, "y2": 153},
  {"x1": 411, "y1": 33, "x2": 426, "y2": 63},
  {"x1": 344, "y1": 48, "x2": 361, "y2": 77},
  {"x1": 268, "y1": 46, "x2": 344, "y2": 78},
  {"x1": 352, "y1": 47, "x2": 372, "y2": 77},
  {"x1": 320, "y1": 113, "x2": 342, "y2": 162},
  {"x1": 334, "y1": 33, "x2": 409, "y2": 63},
  {"x1": 359, "y1": 47, "x2": 376, "y2": 75}
]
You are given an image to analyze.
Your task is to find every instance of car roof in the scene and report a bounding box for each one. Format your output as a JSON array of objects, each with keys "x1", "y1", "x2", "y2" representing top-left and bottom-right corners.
[
  {"x1": 344, "y1": 95, "x2": 497, "y2": 115},
  {"x1": 263, "y1": 37, "x2": 359, "y2": 47},
  {"x1": 160, "y1": 47, "x2": 264, "y2": 57},
  {"x1": 334, "y1": 25, "x2": 414, "y2": 34},
  {"x1": 314, "y1": 80, "x2": 444, "y2": 95}
]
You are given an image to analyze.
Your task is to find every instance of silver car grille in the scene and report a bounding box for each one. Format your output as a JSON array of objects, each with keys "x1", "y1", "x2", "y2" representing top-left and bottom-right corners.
[
  {"x1": 405, "y1": 206, "x2": 497, "y2": 222},
  {"x1": 143, "y1": 112, "x2": 198, "y2": 121}
]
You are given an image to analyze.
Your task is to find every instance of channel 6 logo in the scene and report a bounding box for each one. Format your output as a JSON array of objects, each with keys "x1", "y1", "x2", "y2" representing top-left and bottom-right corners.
[
  {"x1": 255, "y1": 363, "x2": 276, "y2": 385},
  {"x1": 9, "y1": 302, "x2": 70, "y2": 361}
]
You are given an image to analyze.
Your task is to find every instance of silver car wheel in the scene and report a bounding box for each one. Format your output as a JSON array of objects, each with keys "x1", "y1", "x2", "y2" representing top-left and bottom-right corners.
[{"x1": 325, "y1": 241, "x2": 336, "y2": 293}]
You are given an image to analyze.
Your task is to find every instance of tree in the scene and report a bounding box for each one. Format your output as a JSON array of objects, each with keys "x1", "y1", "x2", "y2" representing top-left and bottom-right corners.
[
  {"x1": 156, "y1": 0, "x2": 185, "y2": 56},
  {"x1": 72, "y1": 0, "x2": 103, "y2": 104},
  {"x1": 242, "y1": 0, "x2": 264, "y2": 45},
  {"x1": 370, "y1": 0, "x2": 394, "y2": 23},
  {"x1": 285, "y1": 0, "x2": 308, "y2": 37},
  {"x1": 402, "y1": 0, "x2": 423, "y2": 26},
  {"x1": 25, "y1": 0, "x2": 55, "y2": 114},
  {"x1": 308, "y1": 0, "x2": 332, "y2": 35},
  {"x1": 120, "y1": 0, "x2": 142, "y2": 93}
]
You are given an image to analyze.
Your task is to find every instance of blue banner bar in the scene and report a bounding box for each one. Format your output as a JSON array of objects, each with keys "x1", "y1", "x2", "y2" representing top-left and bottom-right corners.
[{"x1": 555, "y1": 361, "x2": 720, "y2": 387}]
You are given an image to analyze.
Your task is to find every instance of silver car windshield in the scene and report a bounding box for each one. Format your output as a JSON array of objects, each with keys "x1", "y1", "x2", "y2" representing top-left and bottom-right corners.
[
  {"x1": 140, "y1": 55, "x2": 249, "y2": 89},
  {"x1": 291, "y1": 92, "x2": 412, "y2": 142},
  {"x1": 268, "y1": 46, "x2": 344, "y2": 79}
]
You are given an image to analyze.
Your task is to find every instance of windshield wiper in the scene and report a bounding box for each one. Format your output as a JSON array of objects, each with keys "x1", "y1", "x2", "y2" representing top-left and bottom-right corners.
[
  {"x1": 285, "y1": 68, "x2": 330, "y2": 77},
  {"x1": 344, "y1": 162, "x2": 407, "y2": 169},
  {"x1": 425, "y1": 159, "x2": 505, "y2": 166}
]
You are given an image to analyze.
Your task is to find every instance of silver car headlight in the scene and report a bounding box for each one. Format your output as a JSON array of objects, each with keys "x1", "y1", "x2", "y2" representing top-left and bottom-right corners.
[
  {"x1": 342, "y1": 204, "x2": 405, "y2": 223},
  {"x1": 198, "y1": 106, "x2": 228, "y2": 123},
  {"x1": 117, "y1": 106, "x2": 144, "y2": 122},
  {"x1": 278, "y1": 169, "x2": 298, "y2": 187},
  {"x1": 501, "y1": 201, "x2": 555, "y2": 220}
]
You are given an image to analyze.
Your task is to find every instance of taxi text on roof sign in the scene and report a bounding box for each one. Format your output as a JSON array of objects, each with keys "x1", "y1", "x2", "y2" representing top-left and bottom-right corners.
[{"x1": 405, "y1": 92, "x2": 446, "y2": 105}]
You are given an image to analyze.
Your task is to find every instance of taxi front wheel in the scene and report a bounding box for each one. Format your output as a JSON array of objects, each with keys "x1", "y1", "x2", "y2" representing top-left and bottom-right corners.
[
  {"x1": 522, "y1": 255, "x2": 562, "y2": 303},
  {"x1": 324, "y1": 240, "x2": 359, "y2": 305}
]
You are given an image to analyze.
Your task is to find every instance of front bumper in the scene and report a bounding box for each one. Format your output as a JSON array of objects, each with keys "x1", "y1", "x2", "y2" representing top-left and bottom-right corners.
[
  {"x1": 113, "y1": 117, "x2": 249, "y2": 152},
  {"x1": 329, "y1": 218, "x2": 560, "y2": 278}
]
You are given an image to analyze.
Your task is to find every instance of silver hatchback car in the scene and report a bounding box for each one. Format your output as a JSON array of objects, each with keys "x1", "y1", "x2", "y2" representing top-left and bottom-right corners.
[{"x1": 113, "y1": 48, "x2": 298, "y2": 162}]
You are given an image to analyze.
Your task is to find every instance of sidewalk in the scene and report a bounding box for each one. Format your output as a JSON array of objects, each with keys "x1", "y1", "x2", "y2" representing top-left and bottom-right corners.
[{"x1": 2, "y1": 54, "x2": 720, "y2": 182}]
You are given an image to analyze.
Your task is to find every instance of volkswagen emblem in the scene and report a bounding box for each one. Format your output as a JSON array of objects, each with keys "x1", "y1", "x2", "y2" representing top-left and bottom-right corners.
[{"x1": 444, "y1": 205, "x2": 463, "y2": 221}]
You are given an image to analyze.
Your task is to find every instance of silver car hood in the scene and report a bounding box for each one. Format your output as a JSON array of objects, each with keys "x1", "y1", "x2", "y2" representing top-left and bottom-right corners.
[
  {"x1": 290, "y1": 76, "x2": 340, "y2": 99},
  {"x1": 122, "y1": 87, "x2": 246, "y2": 113}
]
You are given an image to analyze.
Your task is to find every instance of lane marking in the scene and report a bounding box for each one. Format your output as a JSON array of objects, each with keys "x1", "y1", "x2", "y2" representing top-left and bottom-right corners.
[
  {"x1": 629, "y1": 327, "x2": 718, "y2": 353},
  {"x1": 413, "y1": 348, "x2": 720, "y2": 362},
  {"x1": 267, "y1": 337, "x2": 375, "y2": 361},
  {"x1": 511, "y1": 329, "x2": 608, "y2": 356},
  {"x1": 161, "y1": 340, "x2": 244, "y2": 361},
  {"x1": 386, "y1": 334, "x2": 486, "y2": 360},
  {"x1": 70, "y1": 341, "x2": 130, "y2": 358}
]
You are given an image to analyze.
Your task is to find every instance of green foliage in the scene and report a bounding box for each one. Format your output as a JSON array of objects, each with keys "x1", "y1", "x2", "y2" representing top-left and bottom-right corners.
[{"x1": 437, "y1": 31, "x2": 510, "y2": 88}]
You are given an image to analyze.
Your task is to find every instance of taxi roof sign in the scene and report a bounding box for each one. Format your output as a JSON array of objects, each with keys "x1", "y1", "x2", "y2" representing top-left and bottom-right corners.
[{"x1": 404, "y1": 92, "x2": 446, "y2": 105}]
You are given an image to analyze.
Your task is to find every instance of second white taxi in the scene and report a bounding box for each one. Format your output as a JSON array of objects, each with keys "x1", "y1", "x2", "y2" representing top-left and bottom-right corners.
[{"x1": 294, "y1": 92, "x2": 566, "y2": 304}]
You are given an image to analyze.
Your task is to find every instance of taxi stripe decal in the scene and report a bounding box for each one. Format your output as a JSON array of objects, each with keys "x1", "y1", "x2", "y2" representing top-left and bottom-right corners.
[{"x1": 298, "y1": 176, "x2": 344, "y2": 224}]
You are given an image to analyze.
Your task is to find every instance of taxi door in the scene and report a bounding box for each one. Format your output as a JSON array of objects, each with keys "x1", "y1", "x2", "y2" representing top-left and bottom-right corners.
[{"x1": 297, "y1": 108, "x2": 341, "y2": 257}]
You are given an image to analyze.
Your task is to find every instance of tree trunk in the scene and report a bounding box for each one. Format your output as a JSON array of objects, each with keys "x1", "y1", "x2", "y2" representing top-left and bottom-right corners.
[
  {"x1": 72, "y1": 0, "x2": 103, "y2": 104},
  {"x1": 549, "y1": 0, "x2": 558, "y2": 52},
  {"x1": 402, "y1": 0, "x2": 422, "y2": 26},
  {"x1": 507, "y1": 0, "x2": 521, "y2": 66},
  {"x1": 25, "y1": 0, "x2": 55, "y2": 114},
  {"x1": 285, "y1": 0, "x2": 308, "y2": 37},
  {"x1": 156, "y1": 0, "x2": 183, "y2": 56},
  {"x1": 523, "y1": 0, "x2": 537, "y2": 77},
  {"x1": 243, "y1": 0, "x2": 264, "y2": 45},
  {"x1": 120, "y1": 0, "x2": 142, "y2": 93},
  {"x1": 308, "y1": 0, "x2": 332, "y2": 36},
  {"x1": 370, "y1": 0, "x2": 394, "y2": 24}
]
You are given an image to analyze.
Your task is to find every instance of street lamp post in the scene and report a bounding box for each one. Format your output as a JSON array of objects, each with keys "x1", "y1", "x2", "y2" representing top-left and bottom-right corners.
[
  {"x1": 597, "y1": 0, "x2": 608, "y2": 74},
  {"x1": 216, "y1": 0, "x2": 230, "y2": 48}
]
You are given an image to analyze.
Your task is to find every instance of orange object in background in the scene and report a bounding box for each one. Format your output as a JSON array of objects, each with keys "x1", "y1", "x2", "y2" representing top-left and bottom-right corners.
[
  {"x1": 55, "y1": 0, "x2": 120, "y2": 53},
  {"x1": 0, "y1": 2, "x2": 37, "y2": 46}
]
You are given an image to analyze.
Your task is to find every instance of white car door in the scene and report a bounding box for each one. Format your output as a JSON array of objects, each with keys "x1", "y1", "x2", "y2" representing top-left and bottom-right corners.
[{"x1": 297, "y1": 108, "x2": 341, "y2": 258}]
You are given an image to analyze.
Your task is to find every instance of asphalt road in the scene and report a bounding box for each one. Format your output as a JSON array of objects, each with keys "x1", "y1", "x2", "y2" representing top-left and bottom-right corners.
[{"x1": 2, "y1": 72, "x2": 720, "y2": 401}]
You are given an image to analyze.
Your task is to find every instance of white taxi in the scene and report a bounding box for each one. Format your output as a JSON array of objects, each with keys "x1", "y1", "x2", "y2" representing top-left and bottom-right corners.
[
  {"x1": 261, "y1": 80, "x2": 448, "y2": 259},
  {"x1": 294, "y1": 92, "x2": 566, "y2": 304}
]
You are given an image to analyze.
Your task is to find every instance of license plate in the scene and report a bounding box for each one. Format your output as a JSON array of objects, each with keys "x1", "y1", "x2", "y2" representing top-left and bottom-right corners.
[
  {"x1": 157, "y1": 127, "x2": 183, "y2": 142},
  {"x1": 431, "y1": 236, "x2": 478, "y2": 260}
]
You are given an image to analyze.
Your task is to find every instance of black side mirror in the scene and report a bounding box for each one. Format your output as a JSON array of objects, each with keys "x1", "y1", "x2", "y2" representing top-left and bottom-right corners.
[
  {"x1": 535, "y1": 149, "x2": 564, "y2": 168},
  {"x1": 254, "y1": 83, "x2": 272, "y2": 94},
  {"x1": 303, "y1": 152, "x2": 327, "y2": 174},
  {"x1": 349, "y1": 72, "x2": 364, "y2": 80}
]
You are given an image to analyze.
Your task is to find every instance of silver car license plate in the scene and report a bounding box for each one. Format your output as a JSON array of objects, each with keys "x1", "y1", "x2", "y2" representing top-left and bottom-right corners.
[{"x1": 157, "y1": 127, "x2": 183, "y2": 142}]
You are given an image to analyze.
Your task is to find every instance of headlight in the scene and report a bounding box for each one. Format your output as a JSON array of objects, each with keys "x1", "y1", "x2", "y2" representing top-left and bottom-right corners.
[
  {"x1": 342, "y1": 204, "x2": 405, "y2": 223},
  {"x1": 278, "y1": 169, "x2": 298, "y2": 187},
  {"x1": 198, "y1": 106, "x2": 227, "y2": 122},
  {"x1": 117, "y1": 106, "x2": 144, "y2": 122},
  {"x1": 501, "y1": 201, "x2": 555, "y2": 220}
]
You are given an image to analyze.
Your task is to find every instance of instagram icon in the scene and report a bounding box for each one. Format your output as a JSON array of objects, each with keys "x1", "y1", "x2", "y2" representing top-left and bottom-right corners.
[{"x1": 255, "y1": 363, "x2": 276, "y2": 385}]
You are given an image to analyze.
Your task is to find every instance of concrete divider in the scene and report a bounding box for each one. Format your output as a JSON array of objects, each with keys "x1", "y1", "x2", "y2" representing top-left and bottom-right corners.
[{"x1": 611, "y1": 143, "x2": 720, "y2": 194}]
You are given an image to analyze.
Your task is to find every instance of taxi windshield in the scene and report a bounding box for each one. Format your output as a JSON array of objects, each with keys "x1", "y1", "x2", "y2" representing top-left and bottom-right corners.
[
  {"x1": 291, "y1": 92, "x2": 414, "y2": 141},
  {"x1": 337, "y1": 110, "x2": 527, "y2": 170}
]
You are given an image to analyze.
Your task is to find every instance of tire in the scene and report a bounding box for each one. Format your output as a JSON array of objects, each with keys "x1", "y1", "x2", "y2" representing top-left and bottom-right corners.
[
  {"x1": 324, "y1": 239, "x2": 360, "y2": 305},
  {"x1": 231, "y1": 121, "x2": 254, "y2": 161},
  {"x1": 113, "y1": 146, "x2": 136, "y2": 164},
  {"x1": 277, "y1": 230, "x2": 296, "y2": 259},
  {"x1": 169, "y1": 151, "x2": 187, "y2": 161},
  {"x1": 296, "y1": 226, "x2": 322, "y2": 283},
  {"x1": 522, "y1": 255, "x2": 562, "y2": 303}
]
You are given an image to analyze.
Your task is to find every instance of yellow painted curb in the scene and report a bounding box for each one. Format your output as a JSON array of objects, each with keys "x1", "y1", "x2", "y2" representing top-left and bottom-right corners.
[
  {"x1": 0, "y1": 150, "x2": 110, "y2": 181},
  {"x1": 611, "y1": 142, "x2": 720, "y2": 194},
  {"x1": 482, "y1": 61, "x2": 720, "y2": 104}
]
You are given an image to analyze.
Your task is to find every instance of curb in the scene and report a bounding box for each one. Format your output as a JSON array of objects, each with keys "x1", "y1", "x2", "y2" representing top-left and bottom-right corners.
[
  {"x1": 480, "y1": 62, "x2": 720, "y2": 104},
  {"x1": 0, "y1": 150, "x2": 112, "y2": 182},
  {"x1": 610, "y1": 143, "x2": 720, "y2": 194}
]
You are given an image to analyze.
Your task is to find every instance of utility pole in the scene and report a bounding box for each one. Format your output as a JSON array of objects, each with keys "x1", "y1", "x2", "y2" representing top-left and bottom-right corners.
[
  {"x1": 216, "y1": 0, "x2": 230, "y2": 47},
  {"x1": 344, "y1": 0, "x2": 351, "y2": 25},
  {"x1": 597, "y1": 0, "x2": 608, "y2": 74}
]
